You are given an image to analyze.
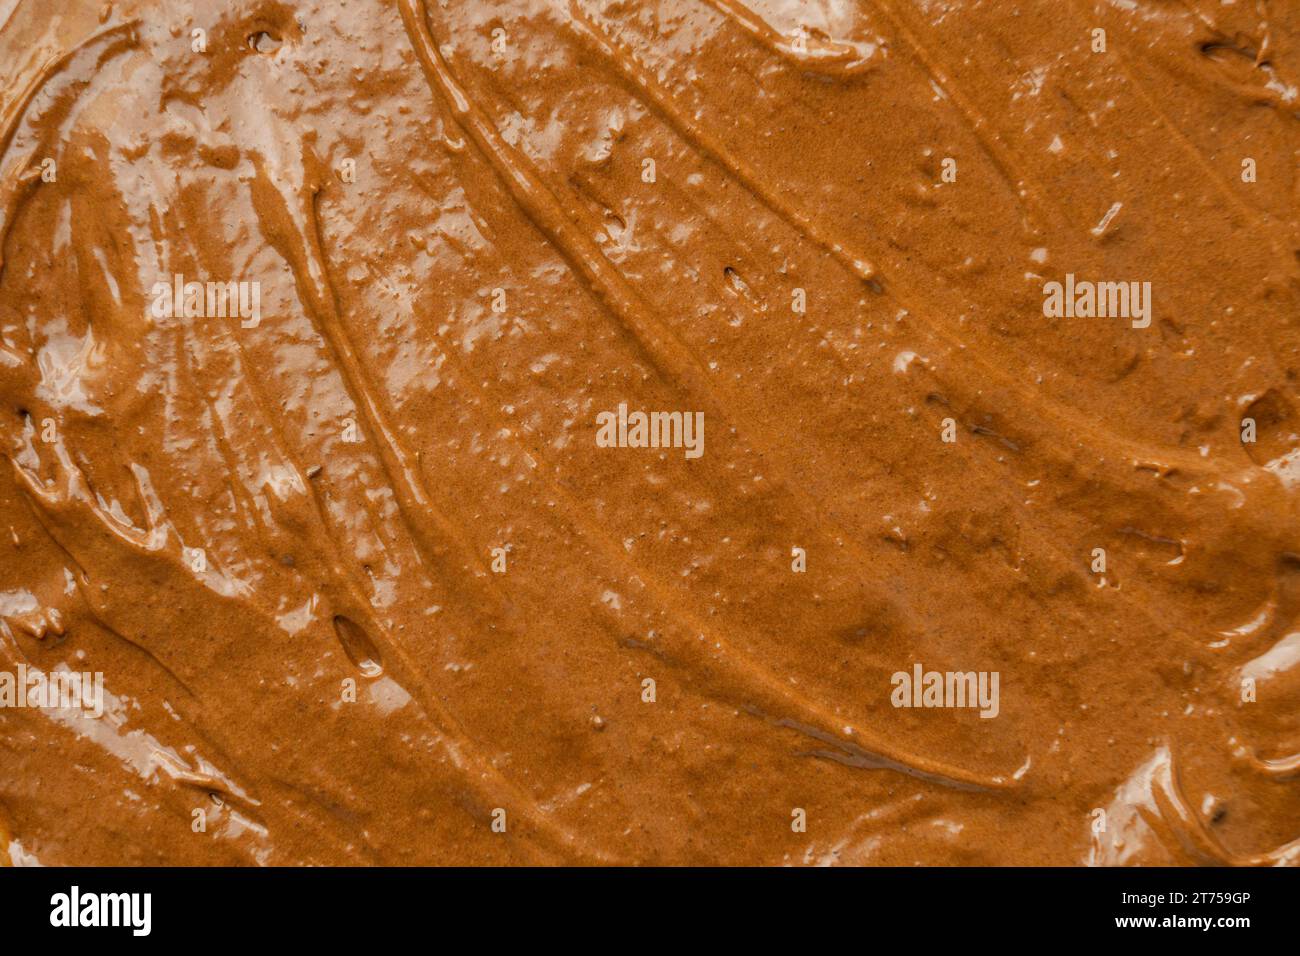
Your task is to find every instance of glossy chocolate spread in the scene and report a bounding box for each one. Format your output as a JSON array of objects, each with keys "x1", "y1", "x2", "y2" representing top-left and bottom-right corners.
[{"x1": 1, "y1": 0, "x2": 1298, "y2": 865}]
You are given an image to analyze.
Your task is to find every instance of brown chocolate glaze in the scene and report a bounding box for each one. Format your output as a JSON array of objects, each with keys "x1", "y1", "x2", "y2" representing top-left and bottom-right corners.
[{"x1": 1, "y1": 0, "x2": 1298, "y2": 866}]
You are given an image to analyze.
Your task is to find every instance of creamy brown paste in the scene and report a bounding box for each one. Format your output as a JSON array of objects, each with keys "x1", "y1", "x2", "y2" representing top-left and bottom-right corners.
[{"x1": 1, "y1": 0, "x2": 1298, "y2": 866}]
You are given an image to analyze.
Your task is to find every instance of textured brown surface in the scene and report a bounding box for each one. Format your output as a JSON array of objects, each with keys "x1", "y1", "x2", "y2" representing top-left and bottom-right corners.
[{"x1": 0, "y1": 0, "x2": 1298, "y2": 865}]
